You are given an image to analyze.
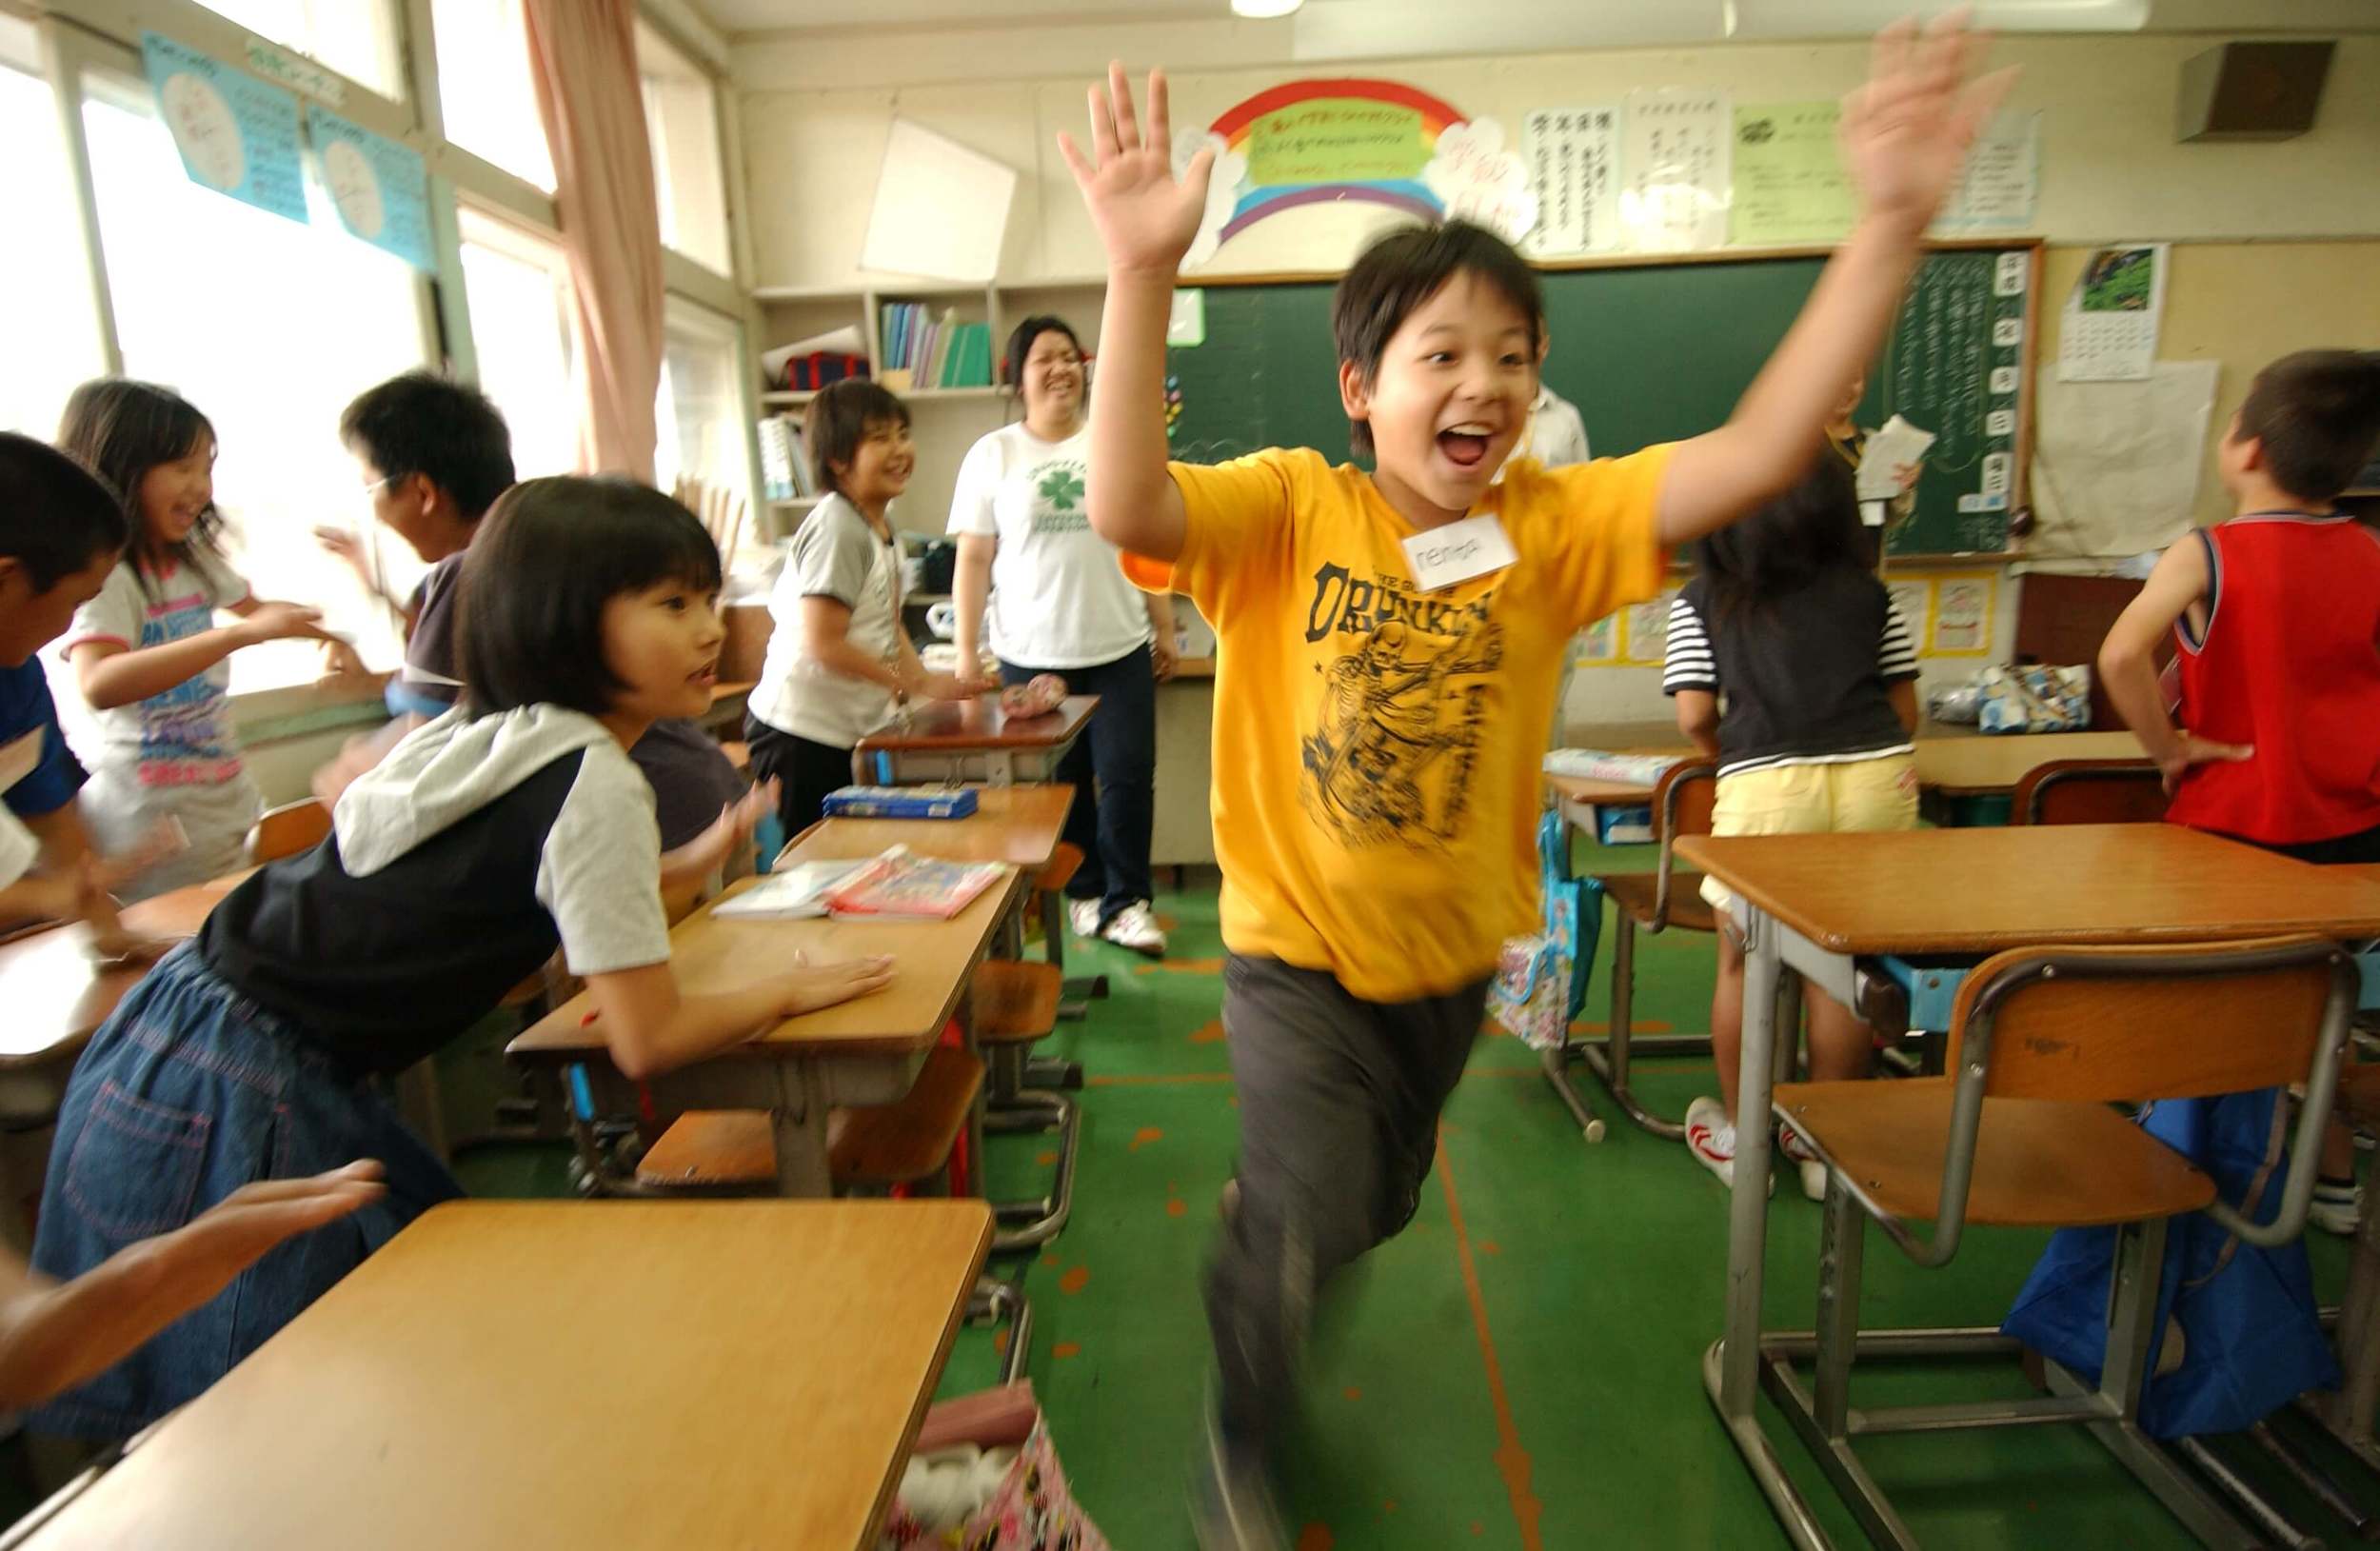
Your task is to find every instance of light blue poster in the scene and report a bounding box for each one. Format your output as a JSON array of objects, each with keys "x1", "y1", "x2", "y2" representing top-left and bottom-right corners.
[
  {"x1": 141, "y1": 32, "x2": 307, "y2": 225},
  {"x1": 307, "y1": 106, "x2": 434, "y2": 271}
]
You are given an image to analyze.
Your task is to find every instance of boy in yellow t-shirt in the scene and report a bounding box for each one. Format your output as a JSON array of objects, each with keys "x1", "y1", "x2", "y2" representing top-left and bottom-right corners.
[{"x1": 1058, "y1": 24, "x2": 2011, "y2": 1544}]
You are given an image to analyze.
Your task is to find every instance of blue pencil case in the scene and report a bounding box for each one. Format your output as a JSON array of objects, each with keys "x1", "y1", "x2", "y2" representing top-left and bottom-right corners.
[{"x1": 823, "y1": 785, "x2": 980, "y2": 820}]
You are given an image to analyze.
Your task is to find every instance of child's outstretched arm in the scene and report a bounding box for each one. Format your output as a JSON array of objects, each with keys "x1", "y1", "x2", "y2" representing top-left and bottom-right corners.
[
  {"x1": 71, "y1": 602, "x2": 329, "y2": 710},
  {"x1": 2099, "y1": 538, "x2": 2251, "y2": 793},
  {"x1": 1657, "y1": 13, "x2": 2015, "y2": 546},
  {"x1": 1058, "y1": 65, "x2": 1214, "y2": 564}
]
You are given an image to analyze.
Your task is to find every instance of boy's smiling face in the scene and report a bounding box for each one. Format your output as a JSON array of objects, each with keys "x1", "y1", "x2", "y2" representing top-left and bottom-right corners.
[{"x1": 1340, "y1": 270, "x2": 1538, "y2": 525}]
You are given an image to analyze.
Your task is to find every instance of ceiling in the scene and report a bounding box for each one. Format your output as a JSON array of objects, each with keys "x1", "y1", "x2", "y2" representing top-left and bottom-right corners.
[{"x1": 695, "y1": 0, "x2": 2377, "y2": 40}]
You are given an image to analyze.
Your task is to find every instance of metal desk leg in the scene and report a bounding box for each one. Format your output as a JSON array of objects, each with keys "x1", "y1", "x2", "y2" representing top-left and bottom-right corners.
[
  {"x1": 1704, "y1": 902, "x2": 1834, "y2": 1551},
  {"x1": 768, "y1": 1063, "x2": 836, "y2": 1198}
]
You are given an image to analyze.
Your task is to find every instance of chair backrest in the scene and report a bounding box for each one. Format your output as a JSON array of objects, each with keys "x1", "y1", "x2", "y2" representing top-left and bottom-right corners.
[
  {"x1": 244, "y1": 798, "x2": 331, "y2": 865},
  {"x1": 1651, "y1": 761, "x2": 1719, "y2": 925},
  {"x1": 673, "y1": 476, "x2": 746, "y2": 564},
  {"x1": 2009, "y1": 759, "x2": 2168, "y2": 826},
  {"x1": 1896, "y1": 934, "x2": 2359, "y2": 1263}
]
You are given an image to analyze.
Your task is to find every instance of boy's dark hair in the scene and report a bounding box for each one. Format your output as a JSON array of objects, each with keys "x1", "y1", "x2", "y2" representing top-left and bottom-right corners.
[
  {"x1": 1002, "y1": 314, "x2": 1084, "y2": 393},
  {"x1": 1333, "y1": 220, "x2": 1544, "y2": 460},
  {"x1": 1695, "y1": 453, "x2": 1867, "y2": 628},
  {"x1": 55, "y1": 378, "x2": 221, "y2": 589},
  {"x1": 339, "y1": 370, "x2": 516, "y2": 521},
  {"x1": 459, "y1": 476, "x2": 722, "y2": 719},
  {"x1": 0, "y1": 433, "x2": 129, "y2": 589},
  {"x1": 802, "y1": 380, "x2": 910, "y2": 500},
  {"x1": 2236, "y1": 349, "x2": 2380, "y2": 504}
]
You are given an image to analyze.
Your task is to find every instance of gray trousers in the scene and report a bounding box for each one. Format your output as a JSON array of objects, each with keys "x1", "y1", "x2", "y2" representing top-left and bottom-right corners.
[{"x1": 1204, "y1": 954, "x2": 1489, "y2": 1455}]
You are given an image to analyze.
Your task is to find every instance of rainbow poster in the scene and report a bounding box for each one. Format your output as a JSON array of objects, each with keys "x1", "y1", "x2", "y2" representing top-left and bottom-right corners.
[{"x1": 1176, "y1": 79, "x2": 1535, "y2": 265}]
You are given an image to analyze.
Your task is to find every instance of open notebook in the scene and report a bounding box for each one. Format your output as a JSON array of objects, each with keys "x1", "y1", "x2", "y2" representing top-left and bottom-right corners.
[{"x1": 718, "y1": 847, "x2": 1009, "y2": 923}]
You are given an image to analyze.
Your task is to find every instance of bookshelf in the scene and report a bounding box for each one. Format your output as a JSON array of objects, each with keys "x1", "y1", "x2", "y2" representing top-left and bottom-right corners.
[{"x1": 753, "y1": 277, "x2": 1105, "y2": 543}]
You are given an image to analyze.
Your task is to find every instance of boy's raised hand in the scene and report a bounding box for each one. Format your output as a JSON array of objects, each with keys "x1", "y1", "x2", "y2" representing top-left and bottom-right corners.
[
  {"x1": 1057, "y1": 64, "x2": 1213, "y2": 276},
  {"x1": 1839, "y1": 10, "x2": 2017, "y2": 230}
]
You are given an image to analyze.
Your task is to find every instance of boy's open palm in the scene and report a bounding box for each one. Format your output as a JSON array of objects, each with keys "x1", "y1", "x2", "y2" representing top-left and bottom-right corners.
[
  {"x1": 1058, "y1": 64, "x2": 1213, "y2": 275},
  {"x1": 1839, "y1": 10, "x2": 2017, "y2": 228}
]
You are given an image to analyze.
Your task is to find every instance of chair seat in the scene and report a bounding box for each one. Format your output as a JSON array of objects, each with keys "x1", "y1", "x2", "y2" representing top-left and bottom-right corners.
[
  {"x1": 636, "y1": 1044, "x2": 985, "y2": 1190},
  {"x1": 1775, "y1": 1078, "x2": 2216, "y2": 1228},
  {"x1": 1035, "y1": 843, "x2": 1083, "y2": 896},
  {"x1": 2337, "y1": 1064, "x2": 2380, "y2": 1129},
  {"x1": 1596, "y1": 871, "x2": 1716, "y2": 934},
  {"x1": 974, "y1": 961, "x2": 1061, "y2": 1046}
]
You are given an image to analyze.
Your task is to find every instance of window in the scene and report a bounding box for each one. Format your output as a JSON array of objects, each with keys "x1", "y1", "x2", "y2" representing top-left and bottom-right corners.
[
  {"x1": 80, "y1": 86, "x2": 431, "y2": 688},
  {"x1": 458, "y1": 205, "x2": 578, "y2": 480},
  {"x1": 655, "y1": 297, "x2": 752, "y2": 544},
  {"x1": 198, "y1": 0, "x2": 405, "y2": 101},
  {"x1": 428, "y1": 0, "x2": 552, "y2": 191},
  {"x1": 635, "y1": 19, "x2": 730, "y2": 275},
  {"x1": 0, "y1": 21, "x2": 106, "y2": 438}
]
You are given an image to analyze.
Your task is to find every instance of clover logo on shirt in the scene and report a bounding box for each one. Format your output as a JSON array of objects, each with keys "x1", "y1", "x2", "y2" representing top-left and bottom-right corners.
[{"x1": 1040, "y1": 465, "x2": 1085, "y2": 512}]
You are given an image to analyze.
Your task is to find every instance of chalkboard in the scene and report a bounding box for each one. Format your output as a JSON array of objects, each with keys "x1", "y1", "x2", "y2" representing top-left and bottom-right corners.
[{"x1": 1162, "y1": 242, "x2": 2037, "y2": 557}]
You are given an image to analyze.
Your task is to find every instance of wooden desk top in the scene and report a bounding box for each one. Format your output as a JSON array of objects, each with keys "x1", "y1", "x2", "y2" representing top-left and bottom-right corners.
[
  {"x1": 1545, "y1": 748, "x2": 1688, "y2": 807},
  {"x1": 855, "y1": 694, "x2": 1098, "y2": 753},
  {"x1": 12, "y1": 1200, "x2": 991, "y2": 1551},
  {"x1": 1547, "y1": 730, "x2": 2152, "y2": 805},
  {"x1": 784, "y1": 785, "x2": 1076, "y2": 871},
  {"x1": 509, "y1": 867, "x2": 1024, "y2": 1066},
  {"x1": 0, "y1": 870, "x2": 255, "y2": 1069},
  {"x1": 1676, "y1": 825, "x2": 2380, "y2": 957}
]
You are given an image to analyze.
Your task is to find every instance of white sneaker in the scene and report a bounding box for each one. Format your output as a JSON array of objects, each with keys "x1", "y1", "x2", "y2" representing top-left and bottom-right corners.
[
  {"x1": 2312, "y1": 1179, "x2": 2363, "y2": 1237},
  {"x1": 1686, "y1": 1096, "x2": 1773, "y2": 1195},
  {"x1": 1777, "y1": 1123, "x2": 1830, "y2": 1203},
  {"x1": 1068, "y1": 899, "x2": 1102, "y2": 940},
  {"x1": 1101, "y1": 899, "x2": 1168, "y2": 957}
]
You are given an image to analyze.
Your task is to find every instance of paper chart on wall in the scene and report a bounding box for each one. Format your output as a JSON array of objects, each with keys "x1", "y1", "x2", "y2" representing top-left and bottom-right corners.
[
  {"x1": 1619, "y1": 89, "x2": 1729, "y2": 251},
  {"x1": 1521, "y1": 107, "x2": 1621, "y2": 257},
  {"x1": 2057, "y1": 243, "x2": 2169, "y2": 383}
]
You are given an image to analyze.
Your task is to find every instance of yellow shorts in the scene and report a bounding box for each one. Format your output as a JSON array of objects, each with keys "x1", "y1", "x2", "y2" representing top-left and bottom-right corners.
[{"x1": 1699, "y1": 753, "x2": 1920, "y2": 916}]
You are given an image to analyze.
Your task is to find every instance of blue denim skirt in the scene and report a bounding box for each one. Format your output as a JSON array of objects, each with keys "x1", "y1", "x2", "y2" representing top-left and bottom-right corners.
[{"x1": 30, "y1": 943, "x2": 461, "y2": 1441}]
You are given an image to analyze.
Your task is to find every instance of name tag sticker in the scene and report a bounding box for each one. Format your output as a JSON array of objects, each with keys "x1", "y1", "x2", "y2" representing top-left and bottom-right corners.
[{"x1": 1401, "y1": 514, "x2": 1517, "y2": 590}]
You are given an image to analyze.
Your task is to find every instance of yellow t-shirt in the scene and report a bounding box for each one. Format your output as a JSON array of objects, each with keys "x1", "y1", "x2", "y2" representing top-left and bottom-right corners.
[{"x1": 1128, "y1": 445, "x2": 1675, "y2": 1002}]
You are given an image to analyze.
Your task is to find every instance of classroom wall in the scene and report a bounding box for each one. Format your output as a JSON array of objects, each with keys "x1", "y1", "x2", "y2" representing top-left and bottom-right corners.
[{"x1": 737, "y1": 24, "x2": 2377, "y2": 722}]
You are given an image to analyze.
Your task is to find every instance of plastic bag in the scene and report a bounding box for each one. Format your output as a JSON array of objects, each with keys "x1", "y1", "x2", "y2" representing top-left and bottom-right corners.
[
  {"x1": 1489, "y1": 812, "x2": 1605, "y2": 1051},
  {"x1": 1977, "y1": 664, "x2": 2091, "y2": 735},
  {"x1": 880, "y1": 1383, "x2": 1108, "y2": 1551}
]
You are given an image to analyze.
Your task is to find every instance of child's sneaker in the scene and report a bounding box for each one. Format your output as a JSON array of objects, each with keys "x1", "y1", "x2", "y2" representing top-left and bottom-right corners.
[
  {"x1": 1189, "y1": 1405, "x2": 1287, "y2": 1551},
  {"x1": 1685, "y1": 1097, "x2": 1771, "y2": 1196},
  {"x1": 2311, "y1": 1177, "x2": 2363, "y2": 1236},
  {"x1": 1068, "y1": 899, "x2": 1102, "y2": 940},
  {"x1": 1777, "y1": 1123, "x2": 1830, "y2": 1203}
]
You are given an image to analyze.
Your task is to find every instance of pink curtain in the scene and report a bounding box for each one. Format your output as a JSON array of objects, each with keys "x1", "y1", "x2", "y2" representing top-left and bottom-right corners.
[{"x1": 523, "y1": 0, "x2": 664, "y2": 482}]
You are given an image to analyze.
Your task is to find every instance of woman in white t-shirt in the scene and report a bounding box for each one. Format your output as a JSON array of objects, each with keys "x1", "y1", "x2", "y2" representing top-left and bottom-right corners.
[{"x1": 949, "y1": 317, "x2": 1173, "y2": 957}]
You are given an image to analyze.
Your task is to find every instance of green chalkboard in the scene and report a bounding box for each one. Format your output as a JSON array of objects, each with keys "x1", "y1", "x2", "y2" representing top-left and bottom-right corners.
[{"x1": 1163, "y1": 243, "x2": 2035, "y2": 557}]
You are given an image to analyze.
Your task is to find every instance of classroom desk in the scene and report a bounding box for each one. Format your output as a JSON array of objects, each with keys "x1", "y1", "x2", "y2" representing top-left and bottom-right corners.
[
  {"x1": 1676, "y1": 825, "x2": 2380, "y2": 1551},
  {"x1": 0, "y1": 870, "x2": 253, "y2": 1123},
  {"x1": 507, "y1": 867, "x2": 1025, "y2": 1197},
  {"x1": 0, "y1": 1199, "x2": 991, "y2": 1551},
  {"x1": 853, "y1": 695, "x2": 1099, "y2": 786},
  {"x1": 781, "y1": 785, "x2": 1074, "y2": 871}
]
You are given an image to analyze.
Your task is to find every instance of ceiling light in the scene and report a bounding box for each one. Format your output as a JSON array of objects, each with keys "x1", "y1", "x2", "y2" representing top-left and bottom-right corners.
[{"x1": 1233, "y1": 0, "x2": 1304, "y2": 18}]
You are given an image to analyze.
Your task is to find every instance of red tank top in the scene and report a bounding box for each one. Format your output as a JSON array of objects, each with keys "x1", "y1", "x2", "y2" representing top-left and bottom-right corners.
[{"x1": 2164, "y1": 512, "x2": 2380, "y2": 845}]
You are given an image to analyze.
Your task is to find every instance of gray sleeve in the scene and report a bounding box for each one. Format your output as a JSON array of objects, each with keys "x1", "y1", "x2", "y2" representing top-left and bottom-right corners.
[
  {"x1": 533, "y1": 748, "x2": 671, "y2": 975},
  {"x1": 791, "y1": 507, "x2": 880, "y2": 610}
]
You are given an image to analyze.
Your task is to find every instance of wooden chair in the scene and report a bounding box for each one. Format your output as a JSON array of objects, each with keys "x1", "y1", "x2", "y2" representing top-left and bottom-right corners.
[
  {"x1": 2010, "y1": 758, "x2": 2170, "y2": 826},
  {"x1": 243, "y1": 798, "x2": 331, "y2": 865},
  {"x1": 972, "y1": 960, "x2": 1074, "y2": 1253},
  {"x1": 1553, "y1": 761, "x2": 1718, "y2": 1143},
  {"x1": 1765, "y1": 935, "x2": 2357, "y2": 1549}
]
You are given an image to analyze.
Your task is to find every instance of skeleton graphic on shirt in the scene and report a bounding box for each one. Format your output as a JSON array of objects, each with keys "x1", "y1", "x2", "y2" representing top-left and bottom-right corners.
[{"x1": 1299, "y1": 564, "x2": 1504, "y2": 848}]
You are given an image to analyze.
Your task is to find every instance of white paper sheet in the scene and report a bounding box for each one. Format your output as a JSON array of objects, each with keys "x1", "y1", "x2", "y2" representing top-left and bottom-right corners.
[
  {"x1": 2028, "y1": 360, "x2": 2222, "y2": 559},
  {"x1": 1620, "y1": 89, "x2": 1729, "y2": 252},
  {"x1": 1521, "y1": 106, "x2": 1621, "y2": 257},
  {"x1": 1932, "y1": 111, "x2": 2040, "y2": 234},
  {"x1": 1856, "y1": 414, "x2": 1938, "y2": 501},
  {"x1": 860, "y1": 119, "x2": 1017, "y2": 284}
]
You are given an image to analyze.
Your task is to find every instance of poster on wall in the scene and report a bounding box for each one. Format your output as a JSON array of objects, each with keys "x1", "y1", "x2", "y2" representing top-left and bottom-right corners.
[
  {"x1": 2057, "y1": 243, "x2": 2169, "y2": 382},
  {"x1": 1886, "y1": 580, "x2": 1934, "y2": 656},
  {"x1": 1575, "y1": 612, "x2": 1619, "y2": 666},
  {"x1": 1729, "y1": 101, "x2": 1855, "y2": 246},
  {"x1": 1932, "y1": 111, "x2": 2041, "y2": 234},
  {"x1": 1420, "y1": 118, "x2": 1537, "y2": 244},
  {"x1": 307, "y1": 106, "x2": 433, "y2": 271},
  {"x1": 1928, "y1": 575, "x2": 1995, "y2": 656},
  {"x1": 1620, "y1": 89, "x2": 1729, "y2": 251},
  {"x1": 1520, "y1": 107, "x2": 1620, "y2": 258},
  {"x1": 860, "y1": 119, "x2": 1016, "y2": 284},
  {"x1": 1620, "y1": 593, "x2": 1675, "y2": 666},
  {"x1": 141, "y1": 31, "x2": 307, "y2": 224}
]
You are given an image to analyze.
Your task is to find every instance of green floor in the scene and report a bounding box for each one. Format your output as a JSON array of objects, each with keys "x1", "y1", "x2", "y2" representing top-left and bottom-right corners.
[{"x1": 392, "y1": 850, "x2": 2377, "y2": 1547}]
